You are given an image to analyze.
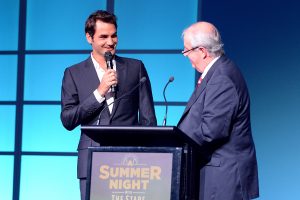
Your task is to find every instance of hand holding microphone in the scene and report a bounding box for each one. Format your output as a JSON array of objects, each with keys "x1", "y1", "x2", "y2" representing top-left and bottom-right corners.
[
  {"x1": 97, "y1": 51, "x2": 117, "y2": 96},
  {"x1": 104, "y1": 51, "x2": 116, "y2": 93},
  {"x1": 97, "y1": 69, "x2": 118, "y2": 96}
]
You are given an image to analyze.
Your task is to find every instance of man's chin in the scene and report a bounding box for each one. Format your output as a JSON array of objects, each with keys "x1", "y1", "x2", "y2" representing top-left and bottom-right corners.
[{"x1": 103, "y1": 50, "x2": 115, "y2": 55}]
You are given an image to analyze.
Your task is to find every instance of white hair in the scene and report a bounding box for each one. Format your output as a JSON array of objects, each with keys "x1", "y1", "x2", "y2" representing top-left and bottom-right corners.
[{"x1": 183, "y1": 24, "x2": 224, "y2": 57}]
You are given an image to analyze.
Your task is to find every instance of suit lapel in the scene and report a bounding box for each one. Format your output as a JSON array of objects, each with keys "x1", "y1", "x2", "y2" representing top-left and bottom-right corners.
[
  {"x1": 178, "y1": 80, "x2": 206, "y2": 125},
  {"x1": 178, "y1": 56, "x2": 226, "y2": 125},
  {"x1": 187, "y1": 80, "x2": 206, "y2": 111},
  {"x1": 83, "y1": 57, "x2": 100, "y2": 94}
]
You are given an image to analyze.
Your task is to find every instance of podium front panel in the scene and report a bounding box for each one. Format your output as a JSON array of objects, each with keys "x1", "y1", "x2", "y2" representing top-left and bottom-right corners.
[{"x1": 86, "y1": 147, "x2": 182, "y2": 200}]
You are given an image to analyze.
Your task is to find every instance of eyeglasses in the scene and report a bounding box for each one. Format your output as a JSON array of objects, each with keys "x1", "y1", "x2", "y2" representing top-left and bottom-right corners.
[{"x1": 182, "y1": 46, "x2": 200, "y2": 56}]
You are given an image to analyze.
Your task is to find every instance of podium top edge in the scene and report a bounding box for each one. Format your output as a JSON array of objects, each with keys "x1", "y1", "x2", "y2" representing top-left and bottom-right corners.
[{"x1": 81, "y1": 125, "x2": 178, "y2": 132}]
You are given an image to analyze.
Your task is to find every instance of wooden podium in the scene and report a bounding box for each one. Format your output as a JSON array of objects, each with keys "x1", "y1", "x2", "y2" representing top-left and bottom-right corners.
[{"x1": 81, "y1": 126, "x2": 199, "y2": 200}]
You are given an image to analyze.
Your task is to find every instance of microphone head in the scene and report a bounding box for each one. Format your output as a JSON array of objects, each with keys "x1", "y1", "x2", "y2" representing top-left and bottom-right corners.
[
  {"x1": 104, "y1": 51, "x2": 113, "y2": 61},
  {"x1": 169, "y1": 76, "x2": 174, "y2": 82},
  {"x1": 140, "y1": 77, "x2": 147, "y2": 83}
]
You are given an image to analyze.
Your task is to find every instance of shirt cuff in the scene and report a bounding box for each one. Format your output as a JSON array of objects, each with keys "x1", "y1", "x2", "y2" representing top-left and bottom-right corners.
[{"x1": 93, "y1": 89, "x2": 105, "y2": 103}]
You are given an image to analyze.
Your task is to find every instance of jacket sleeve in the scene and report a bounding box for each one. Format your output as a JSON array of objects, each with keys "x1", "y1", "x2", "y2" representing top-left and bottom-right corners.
[
  {"x1": 200, "y1": 76, "x2": 238, "y2": 144},
  {"x1": 60, "y1": 68, "x2": 104, "y2": 130},
  {"x1": 179, "y1": 76, "x2": 238, "y2": 149}
]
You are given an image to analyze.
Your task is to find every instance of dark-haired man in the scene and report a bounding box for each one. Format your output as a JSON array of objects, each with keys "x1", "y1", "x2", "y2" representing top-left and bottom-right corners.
[{"x1": 60, "y1": 10, "x2": 157, "y2": 200}]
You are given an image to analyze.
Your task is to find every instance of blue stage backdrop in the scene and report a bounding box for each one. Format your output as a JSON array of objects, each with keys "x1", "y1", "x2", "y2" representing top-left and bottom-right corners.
[{"x1": 1, "y1": 0, "x2": 300, "y2": 199}]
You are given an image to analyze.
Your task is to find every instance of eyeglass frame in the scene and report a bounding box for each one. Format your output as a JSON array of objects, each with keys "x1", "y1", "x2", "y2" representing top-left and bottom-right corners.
[{"x1": 181, "y1": 46, "x2": 201, "y2": 56}]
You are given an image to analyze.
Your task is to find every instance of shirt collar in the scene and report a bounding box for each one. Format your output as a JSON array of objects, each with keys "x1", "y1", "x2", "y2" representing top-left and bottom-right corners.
[
  {"x1": 201, "y1": 56, "x2": 220, "y2": 79},
  {"x1": 90, "y1": 53, "x2": 116, "y2": 72}
]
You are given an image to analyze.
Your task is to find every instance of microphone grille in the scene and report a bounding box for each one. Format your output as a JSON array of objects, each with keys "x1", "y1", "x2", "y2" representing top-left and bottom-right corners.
[
  {"x1": 169, "y1": 76, "x2": 174, "y2": 82},
  {"x1": 104, "y1": 51, "x2": 113, "y2": 60}
]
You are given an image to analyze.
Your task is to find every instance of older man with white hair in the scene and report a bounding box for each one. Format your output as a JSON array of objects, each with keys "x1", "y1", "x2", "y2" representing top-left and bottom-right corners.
[{"x1": 178, "y1": 22, "x2": 259, "y2": 200}]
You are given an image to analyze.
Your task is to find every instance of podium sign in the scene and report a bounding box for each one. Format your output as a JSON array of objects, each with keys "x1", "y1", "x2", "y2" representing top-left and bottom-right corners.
[
  {"x1": 82, "y1": 126, "x2": 200, "y2": 200},
  {"x1": 86, "y1": 147, "x2": 182, "y2": 200}
]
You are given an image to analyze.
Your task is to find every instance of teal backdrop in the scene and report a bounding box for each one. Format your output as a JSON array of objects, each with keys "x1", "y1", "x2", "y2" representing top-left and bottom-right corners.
[{"x1": 1, "y1": 0, "x2": 300, "y2": 199}]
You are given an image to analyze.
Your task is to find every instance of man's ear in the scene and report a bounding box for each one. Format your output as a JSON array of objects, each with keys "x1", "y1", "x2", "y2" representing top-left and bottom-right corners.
[
  {"x1": 86, "y1": 33, "x2": 93, "y2": 44},
  {"x1": 199, "y1": 47, "x2": 207, "y2": 59}
]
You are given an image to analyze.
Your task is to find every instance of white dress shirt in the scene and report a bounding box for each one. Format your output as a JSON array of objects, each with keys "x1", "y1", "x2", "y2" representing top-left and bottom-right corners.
[{"x1": 201, "y1": 56, "x2": 220, "y2": 79}]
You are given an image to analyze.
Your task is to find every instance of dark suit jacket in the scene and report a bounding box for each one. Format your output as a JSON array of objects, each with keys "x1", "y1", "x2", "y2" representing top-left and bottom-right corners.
[
  {"x1": 178, "y1": 55, "x2": 259, "y2": 200},
  {"x1": 60, "y1": 55, "x2": 157, "y2": 179}
]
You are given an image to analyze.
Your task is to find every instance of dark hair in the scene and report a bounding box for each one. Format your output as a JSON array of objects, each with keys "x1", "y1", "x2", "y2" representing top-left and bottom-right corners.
[{"x1": 85, "y1": 10, "x2": 117, "y2": 38}]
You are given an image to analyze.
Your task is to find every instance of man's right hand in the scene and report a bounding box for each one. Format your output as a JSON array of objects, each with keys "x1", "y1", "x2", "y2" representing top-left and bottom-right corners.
[{"x1": 97, "y1": 69, "x2": 118, "y2": 96}]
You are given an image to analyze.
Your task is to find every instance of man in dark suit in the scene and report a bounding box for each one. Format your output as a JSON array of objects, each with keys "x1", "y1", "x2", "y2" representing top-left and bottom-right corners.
[
  {"x1": 177, "y1": 22, "x2": 259, "y2": 200},
  {"x1": 60, "y1": 10, "x2": 157, "y2": 200}
]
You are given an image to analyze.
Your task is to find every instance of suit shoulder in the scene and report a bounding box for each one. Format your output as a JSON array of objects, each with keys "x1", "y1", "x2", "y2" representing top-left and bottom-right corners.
[
  {"x1": 116, "y1": 55, "x2": 143, "y2": 65},
  {"x1": 66, "y1": 57, "x2": 91, "y2": 72}
]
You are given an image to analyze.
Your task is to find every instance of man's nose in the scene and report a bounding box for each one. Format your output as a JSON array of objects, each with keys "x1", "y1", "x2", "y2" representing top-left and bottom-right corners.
[{"x1": 107, "y1": 37, "x2": 115, "y2": 45}]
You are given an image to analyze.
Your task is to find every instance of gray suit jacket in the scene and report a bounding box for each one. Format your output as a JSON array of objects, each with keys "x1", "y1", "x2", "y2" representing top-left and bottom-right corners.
[
  {"x1": 60, "y1": 55, "x2": 157, "y2": 179},
  {"x1": 178, "y1": 55, "x2": 259, "y2": 200}
]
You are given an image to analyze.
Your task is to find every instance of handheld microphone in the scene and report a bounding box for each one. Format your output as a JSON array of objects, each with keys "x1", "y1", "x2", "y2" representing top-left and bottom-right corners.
[
  {"x1": 104, "y1": 51, "x2": 116, "y2": 93},
  {"x1": 162, "y1": 76, "x2": 174, "y2": 126},
  {"x1": 96, "y1": 77, "x2": 147, "y2": 125}
]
